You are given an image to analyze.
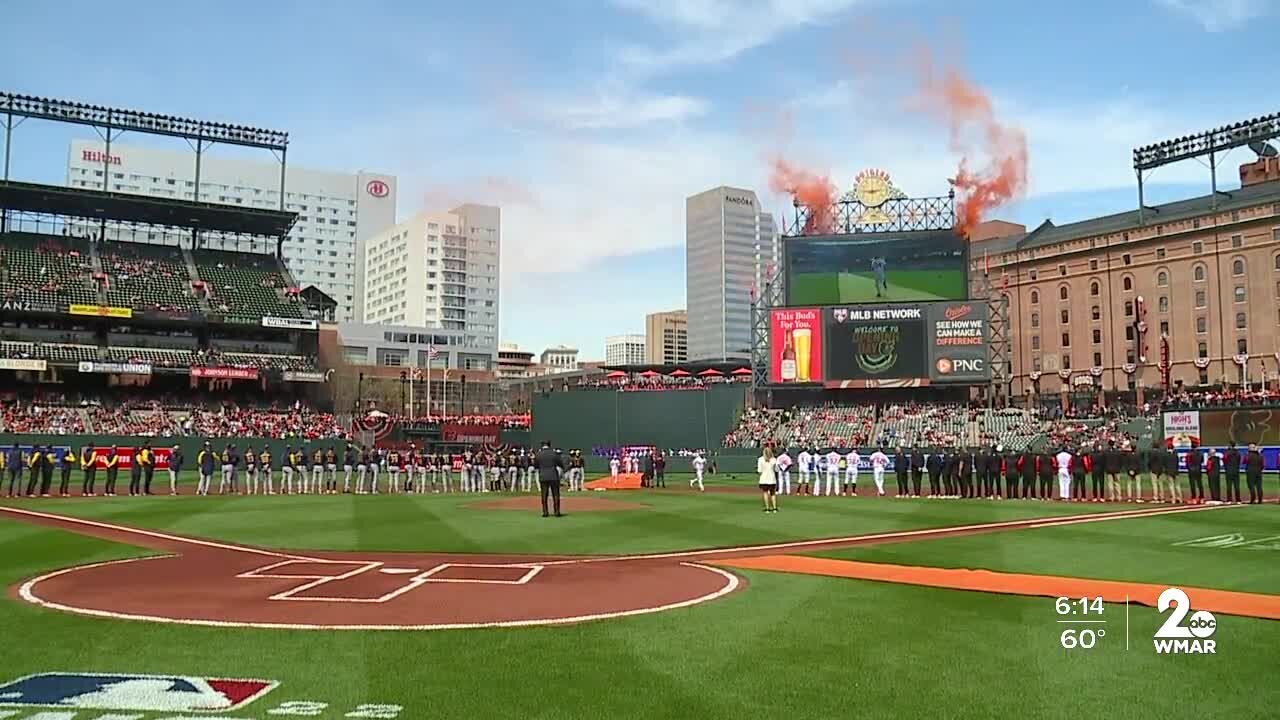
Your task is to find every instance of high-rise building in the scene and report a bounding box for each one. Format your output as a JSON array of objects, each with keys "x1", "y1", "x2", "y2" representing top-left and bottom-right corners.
[
  {"x1": 66, "y1": 140, "x2": 396, "y2": 323},
  {"x1": 604, "y1": 334, "x2": 646, "y2": 366},
  {"x1": 645, "y1": 309, "x2": 688, "y2": 364},
  {"x1": 360, "y1": 204, "x2": 500, "y2": 352},
  {"x1": 685, "y1": 186, "x2": 777, "y2": 361}
]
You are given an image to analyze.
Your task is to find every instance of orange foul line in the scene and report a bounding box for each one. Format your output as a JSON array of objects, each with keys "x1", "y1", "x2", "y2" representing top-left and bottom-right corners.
[{"x1": 717, "y1": 555, "x2": 1280, "y2": 621}]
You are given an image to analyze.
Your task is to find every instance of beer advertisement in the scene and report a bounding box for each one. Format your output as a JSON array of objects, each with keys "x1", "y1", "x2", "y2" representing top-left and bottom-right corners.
[{"x1": 769, "y1": 307, "x2": 824, "y2": 384}]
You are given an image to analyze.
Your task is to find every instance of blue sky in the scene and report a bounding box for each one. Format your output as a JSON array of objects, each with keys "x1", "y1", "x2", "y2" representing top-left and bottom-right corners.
[{"x1": 2, "y1": 0, "x2": 1278, "y2": 359}]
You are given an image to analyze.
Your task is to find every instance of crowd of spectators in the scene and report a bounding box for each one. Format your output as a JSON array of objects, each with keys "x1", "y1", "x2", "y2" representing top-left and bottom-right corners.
[
  {"x1": 574, "y1": 373, "x2": 750, "y2": 391},
  {"x1": 177, "y1": 404, "x2": 343, "y2": 440},
  {"x1": 0, "y1": 400, "x2": 86, "y2": 434},
  {"x1": 721, "y1": 408, "x2": 786, "y2": 448}
]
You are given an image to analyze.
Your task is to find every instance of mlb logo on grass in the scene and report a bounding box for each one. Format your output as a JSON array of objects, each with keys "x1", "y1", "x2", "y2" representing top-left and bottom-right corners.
[
  {"x1": 0, "y1": 672, "x2": 277, "y2": 712},
  {"x1": 1153, "y1": 588, "x2": 1217, "y2": 654}
]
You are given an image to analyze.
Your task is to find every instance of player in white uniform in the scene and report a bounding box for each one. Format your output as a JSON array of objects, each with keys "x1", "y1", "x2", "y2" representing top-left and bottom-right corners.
[
  {"x1": 776, "y1": 450, "x2": 792, "y2": 495},
  {"x1": 872, "y1": 256, "x2": 888, "y2": 297},
  {"x1": 1055, "y1": 447, "x2": 1073, "y2": 500},
  {"x1": 610, "y1": 455, "x2": 620, "y2": 480},
  {"x1": 844, "y1": 449, "x2": 860, "y2": 495},
  {"x1": 870, "y1": 448, "x2": 889, "y2": 495},
  {"x1": 796, "y1": 449, "x2": 812, "y2": 495},
  {"x1": 824, "y1": 450, "x2": 841, "y2": 496},
  {"x1": 691, "y1": 453, "x2": 706, "y2": 491}
]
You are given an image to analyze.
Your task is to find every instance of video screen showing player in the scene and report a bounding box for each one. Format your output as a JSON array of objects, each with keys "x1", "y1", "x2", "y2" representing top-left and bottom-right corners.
[{"x1": 786, "y1": 229, "x2": 967, "y2": 305}]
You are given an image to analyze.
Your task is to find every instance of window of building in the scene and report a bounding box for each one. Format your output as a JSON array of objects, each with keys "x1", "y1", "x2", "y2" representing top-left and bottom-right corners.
[
  {"x1": 1126, "y1": 326, "x2": 1135, "y2": 341},
  {"x1": 1232, "y1": 258, "x2": 1245, "y2": 276},
  {"x1": 1123, "y1": 276, "x2": 1133, "y2": 291},
  {"x1": 1058, "y1": 264, "x2": 1067, "y2": 276},
  {"x1": 1029, "y1": 269, "x2": 1038, "y2": 281},
  {"x1": 1090, "y1": 259, "x2": 1099, "y2": 270},
  {"x1": 1032, "y1": 357, "x2": 1042, "y2": 372},
  {"x1": 1126, "y1": 349, "x2": 1136, "y2": 364},
  {"x1": 1030, "y1": 289, "x2": 1039, "y2": 304},
  {"x1": 1156, "y1": 247, "x2": 1166, "y2": 259},
  {"x1": 1238, "y1": 338, "x2": 1248, "y2": 354},
  {"x1": 1091, "y1": 305, "x2": 1101, "y2": 321},
  {"x1": 1056, "y1": 285, "x2": 1067, "y2": 301},
  {"x1": 1122, "y1": 253, "x2": 1132, "y2": 266},
  {"x1": 1062, "y1": 355, "x2": 1072, "y2": 370},
  {"x1": 1235, "y1": 312, "x2": 1247, "y2": 329},
  {"x1": 1197, "y1": 342, "x2": 1207, "y2": 358},
  {"x1": 1231, "y1": 234, "x2": 1243, "y2": 249},
  {"x1": 1196, "y1": 317, "x2": 1207, "y2": 334},
  {"x1": 1234, "y1": 286, "x2": 1246, "y2": 302},
  {"x1": 1124, "y1": 300, "x2": 1134, "y2": 317},
  {"x1": 1195, "y1": 290, "x2": 1207, "y2": 308},
  {"x1": 1159, "y1": 320, "x2": 1169, "y2": 335},
  {"x1": 1198, "y1": 367, "x2": 1209, "y2": 385},
  {"x1": 1031, "y1": 336, "x2": 1040, "y2": 350},
  {"x1": 1092, "y1": 329, "x2": 1102, "y2": 344},
  {"x1": 1060, "y1": 309, "x2": 1069, "y2": 324},
  {"x1": 1274, "y1": 253, "x2": 1280, "y2": 270},
  {"x1": 1158, "y1": 296, "x2": 1168, "y2": 312},
  {"x1": 1193, "y1": 264, "x2": 1206, "y2": 282},
  {"x1": 1030, "y1": 312, "x2": 1040, "y2": 328},
  {"x1": 1192, "y1": 240, "x2": 1203, "y2": 254},
  {"x1": 1156, "y1": 270, "x2": 1169, "y2": 286},
  {"x1": 1092, "y1": 352, "x2": 1103, "y2": 366},
  {"x1": 1061, "y1": 332, "x2": 1071, "y2": 348},
  {"x1": 1090, "y1": 280, "x2": 1100, "y2": 296}
]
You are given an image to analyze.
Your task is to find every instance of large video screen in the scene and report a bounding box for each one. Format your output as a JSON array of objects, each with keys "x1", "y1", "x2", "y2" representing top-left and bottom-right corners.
[
  {"x1": 785, "y1": 229, "x2": 968, "y2": 306},
  {"x1": 820, "y1": 301, "x2": 990, "y2": 387}
]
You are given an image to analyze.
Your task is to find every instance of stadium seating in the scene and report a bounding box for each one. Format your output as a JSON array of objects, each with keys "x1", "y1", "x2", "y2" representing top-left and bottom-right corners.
[
  {"x1": 98, "y1": 241, "x2": 201, "y2": 312},
  {"x1": 220, "y1": 352, "x2": 316, "y2": 371},
  {"x1": 194, "y1": 250, "x2": 309, "y2": 320},
  {"x1": 0, "y1": 232, "x2": 98, "y2": 307},
  {"x1": 106, "y1": 346, "x2": 197, "y2": 368},
  {"x1": 977, "y1": 408, "x2": 1040, "y2": 451},
  {"x1": 0, "y1": 341, "x2": 98, "y2": 363},
  {"x1": 781, "y1": 404, "x2": 877, "y2": 449},
  {"x1": 877, "y1": 403, "x2": 968, "y2": 448}
]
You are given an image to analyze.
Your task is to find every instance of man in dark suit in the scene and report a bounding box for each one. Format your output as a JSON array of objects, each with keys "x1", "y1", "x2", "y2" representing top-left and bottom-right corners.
[
  {"x1": 894, "y1": 447, "x2": 908, "y2": 497},
  {"x1": 642, "y1": 452, "x2": 654, "y2": 489},
  {"x1": 1185, "y1": 444, "x2": 1203, "y2": 504},
  {"x1": 1245, "y1": 443, "x2": 1264, "y2": 504},
  {"x1": 535, "y1": 441, "x2": 565, "y2": 517},
  {"x1": 1224, "y1": 443, "x2": 1242, "y2": 503}
]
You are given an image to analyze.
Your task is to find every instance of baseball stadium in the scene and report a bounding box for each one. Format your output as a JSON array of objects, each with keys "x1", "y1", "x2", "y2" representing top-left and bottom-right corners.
[{"x1": 1, "y1": 91, "x2": 1279, "y2": 720}]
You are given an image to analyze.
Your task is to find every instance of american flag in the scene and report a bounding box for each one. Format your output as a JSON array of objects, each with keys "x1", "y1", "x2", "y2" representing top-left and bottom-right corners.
[{"x1": 427, "y1": 344, "x2": 440, "y2": 360}]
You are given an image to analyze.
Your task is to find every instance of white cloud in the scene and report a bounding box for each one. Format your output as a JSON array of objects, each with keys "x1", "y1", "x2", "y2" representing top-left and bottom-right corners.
[
  {"x1": 528, "y1": 88, "x2": 709, "y2": 130},
  {"x1": 611, "y1": 0, "x2": 868, "y2": 72},
  {"x1": 1154, "y1": 0, "x2": 1273, "y2": 31}
]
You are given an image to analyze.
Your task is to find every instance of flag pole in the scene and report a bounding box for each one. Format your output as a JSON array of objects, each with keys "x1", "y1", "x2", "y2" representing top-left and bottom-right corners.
[
  {"x1": 426, "y1": 363, "x2": 432, "y2": 421},
  {"x1": 408, "y1": 367, "x2": 415, "y2": 422}
]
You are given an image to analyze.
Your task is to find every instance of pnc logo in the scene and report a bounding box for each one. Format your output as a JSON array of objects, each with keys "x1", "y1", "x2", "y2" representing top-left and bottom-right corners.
[
  {"x1": 936, "y1": 358, "x2": 953, "y2": 374},
  {"x1": 366, "y1": 180, "x2": 390, "y2": 198},
  {"x1": 944, "y1": 304, "x2": 973, "y2": 321},
  {"x1": 937, "y1": 357, "x2": 984, "y2": 375}
]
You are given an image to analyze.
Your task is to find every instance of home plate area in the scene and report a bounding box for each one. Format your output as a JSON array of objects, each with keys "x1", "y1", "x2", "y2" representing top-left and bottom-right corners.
[
  {"x1": 19, "y1": 548, "x2": 740, "y2": 630},
  {"x1": 237, "y1": 559, "x2": 545, "y2": 602}
]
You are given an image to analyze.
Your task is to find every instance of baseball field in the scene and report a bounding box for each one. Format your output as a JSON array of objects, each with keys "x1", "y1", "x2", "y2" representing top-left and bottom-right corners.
[
  {"x1": 788, "y1": 269, "x2": 968, "y2": 305},
  {"x1": 1, "y1": 472, "x2": 1277, "y2": 720}
]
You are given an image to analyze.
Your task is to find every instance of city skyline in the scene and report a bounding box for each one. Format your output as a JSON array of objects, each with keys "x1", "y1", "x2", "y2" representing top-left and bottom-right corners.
[{"x1": 3, "y1": 0, "x2": 1278, "y2": 356}]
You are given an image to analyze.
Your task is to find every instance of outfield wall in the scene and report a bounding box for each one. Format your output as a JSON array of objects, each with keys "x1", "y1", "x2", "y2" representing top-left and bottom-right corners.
[{"x1": 531, "y1": 385, "x2": 746, "y2": 455}]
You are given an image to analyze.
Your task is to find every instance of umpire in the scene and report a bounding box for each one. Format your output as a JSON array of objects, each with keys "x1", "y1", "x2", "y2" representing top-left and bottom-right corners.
[{"x1": 535, "y1": 441, "x2": 565, "y2": 517}]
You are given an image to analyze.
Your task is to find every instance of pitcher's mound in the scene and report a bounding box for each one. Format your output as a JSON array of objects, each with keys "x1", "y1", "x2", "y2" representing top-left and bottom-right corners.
[{"x1": 467, "y1": 496, "x2": 651, "y2": 512}]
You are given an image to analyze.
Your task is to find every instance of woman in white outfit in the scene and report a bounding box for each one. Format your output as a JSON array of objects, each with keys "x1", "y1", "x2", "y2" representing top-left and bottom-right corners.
[{"x1": 758, "y1": 446, "x2": 779, "y2": 513}]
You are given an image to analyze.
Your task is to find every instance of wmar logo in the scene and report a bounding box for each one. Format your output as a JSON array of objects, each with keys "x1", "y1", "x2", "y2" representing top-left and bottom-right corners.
[
  {"x1": 1153, "y1": 588, "x2": 1217, "y2": 654},
  {"x1": 0, "y1": 672, "x2": 277, "y2": 711}
]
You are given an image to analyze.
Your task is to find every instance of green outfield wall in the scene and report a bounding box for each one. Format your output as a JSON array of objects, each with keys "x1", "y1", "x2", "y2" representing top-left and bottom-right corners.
[{"x1": 531, "y1": 386, "x2": 747, "y2": 455}]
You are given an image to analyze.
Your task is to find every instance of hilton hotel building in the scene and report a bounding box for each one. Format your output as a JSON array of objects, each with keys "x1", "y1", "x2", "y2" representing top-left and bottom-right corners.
[
  {"x1": 686, "y1": 186, "x2": 777, "y2": 362},
  {"x1": 67, "y1": 140, "x2": 396, "y2": 322},
  {"x1": 973, "y1": 158, "x2": 1280, "y2": 398}
]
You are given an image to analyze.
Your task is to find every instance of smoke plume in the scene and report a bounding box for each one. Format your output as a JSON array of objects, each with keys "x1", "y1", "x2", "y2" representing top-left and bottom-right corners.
[{"x1": 768, "y1": 157, "x2": 837, "y2": 234}]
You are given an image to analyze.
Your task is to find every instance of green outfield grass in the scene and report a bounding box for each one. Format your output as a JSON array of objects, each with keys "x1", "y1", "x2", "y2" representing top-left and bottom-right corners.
[
  {"x1": 789, "y1": 269, "x2": 967, "y2": 305},
  {"x1": 1, "y1": 480, "x2": 1276, "y2": 720}
]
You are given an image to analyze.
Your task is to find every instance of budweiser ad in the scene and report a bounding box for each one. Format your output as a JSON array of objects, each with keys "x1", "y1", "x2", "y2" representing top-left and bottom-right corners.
[{"x1": 769, "y1": 307, "x2": 824, "y2": 384}]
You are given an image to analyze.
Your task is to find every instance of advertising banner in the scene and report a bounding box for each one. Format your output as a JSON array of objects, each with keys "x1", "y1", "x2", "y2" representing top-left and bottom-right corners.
[
  {"x1": 262, "y1": 316, "x2": 319, "y2": 331},
  {"x1": 769, "y1": 307, "x2": 825, "y2": 384},
  {"x1": 824, "y1": 304, "x2": 927, "y2": 382},
  {"x1": 1162, "y1": 410, "x2": 1201, "y2": 448},
  {"x1": 442, "y1": 422, "x2": 500, "y2": 444},
  {"x1": 78, "y1": 361, "x2": 152, "y2": 375},
  {"x1": 926, "y1": 302, "x2": 991, "y2": 383},
  {"x1": 282, "y1": 370, "x2": 326, "y2": 383},
  {"x1": 190, "y1": 366, "x2": 259, "y2": 380},
  {"x1": 0, "y1": 299, "x2": 57, "y2": 314},
  {"x1": 1198, "y1": 408, "x2": 1279, "y2": 446},
  {"x1": 0, "y1": 358, "x2": 47, "y2": 371},
  {"x1": 69, "y1": 304, "x2": 133, "y2": 319}
]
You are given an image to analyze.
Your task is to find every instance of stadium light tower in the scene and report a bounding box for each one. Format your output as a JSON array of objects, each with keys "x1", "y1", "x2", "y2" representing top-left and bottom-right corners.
[{"x1": 1132, "y1": 111, "x2": 1280, "y2": 223}]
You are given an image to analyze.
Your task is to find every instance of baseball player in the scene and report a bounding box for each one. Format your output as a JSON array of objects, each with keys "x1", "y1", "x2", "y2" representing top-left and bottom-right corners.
[
  {"x1": 197, "y1": 442, "x2": 214, "y2": 496},
  {"x1": 325, "y1": 448, "x2": 338, "y2": 494},
  {"x1": 1055, "y1": 446, "x2": 1073, "y2": 500},
  {"x1": 308, "y1": 448, "x2": 323, "y2": 494},
  {"x1": 343, "y1": 445, "x2": 356, "y2": 493},
  {"x1": 691, "y1": 453, "x2": 706, "y2": 491},
  {"x1": 245, "y1": 446, "x2": 259, "y2": 495},
  {"x1": 872, "y1": 256, "x2": 888, "y2": 297},
  {"x1": 260, "y1": 447, "x2": 274, "y2": 495},
  {"x1": 824, "y1": 449, "x2": 841, "y2": 496},
  {"x1": 844, "y1": 448, "x2": 860, "y2": 496},
  {"x1": 368, "y1": 448, "x2": 382, "y2": 494},
  {"x1": 870, "y1": 447, "x2": 889, "y2": 496},
  {"x1": 356, "y1": 448, "x2": 369, "y2": 493},
  {"x1": 610, "y1": 454, "x2": 621, "y2": 481},
  {"x1": 388, "y1": 448, "x2": 402, "y2": 493},
  {"x1": 796, "y1": 448, "x2": 812, "y2": 495},
  {"x1": 776, "y1": 448, "x2": 792, "y2": 495}
]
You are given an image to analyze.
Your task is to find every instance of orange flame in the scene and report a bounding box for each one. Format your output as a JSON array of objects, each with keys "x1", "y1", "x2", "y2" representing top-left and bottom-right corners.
[
  {"x1": 768, "y1": 156, "x2": 837, "y2": 234},
  {"x1": 913, "y1": 50, "x2": 1028, "y2": 237}
]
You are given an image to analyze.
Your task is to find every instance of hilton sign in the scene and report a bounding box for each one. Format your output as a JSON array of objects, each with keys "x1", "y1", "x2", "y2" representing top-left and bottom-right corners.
[{"x1": 81, "y1": 149, "x2": 122, "y2": 165}]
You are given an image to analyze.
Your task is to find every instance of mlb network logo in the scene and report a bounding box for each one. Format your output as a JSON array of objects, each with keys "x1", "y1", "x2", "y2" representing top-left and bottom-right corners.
[
  {"x1": 0, "y1": 672, "x2": 277, "y2": 712},
  {"x1": 1153, "y1": 587, "x2": 1217, "y2": 654}
]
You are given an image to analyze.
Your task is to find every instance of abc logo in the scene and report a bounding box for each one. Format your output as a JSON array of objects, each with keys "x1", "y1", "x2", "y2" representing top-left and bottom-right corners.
[
  {"x1": 1187, "y1": 611, "x2": 1216, "y2": 638},
  {"x1": 936, "y1": 358, "x2": 953, "y2": 374}
]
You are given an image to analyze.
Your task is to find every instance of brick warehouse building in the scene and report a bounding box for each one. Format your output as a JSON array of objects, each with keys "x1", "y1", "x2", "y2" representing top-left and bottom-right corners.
[{"x1": 971, "y1": 158, "x2": 1280, "y2": 403}]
